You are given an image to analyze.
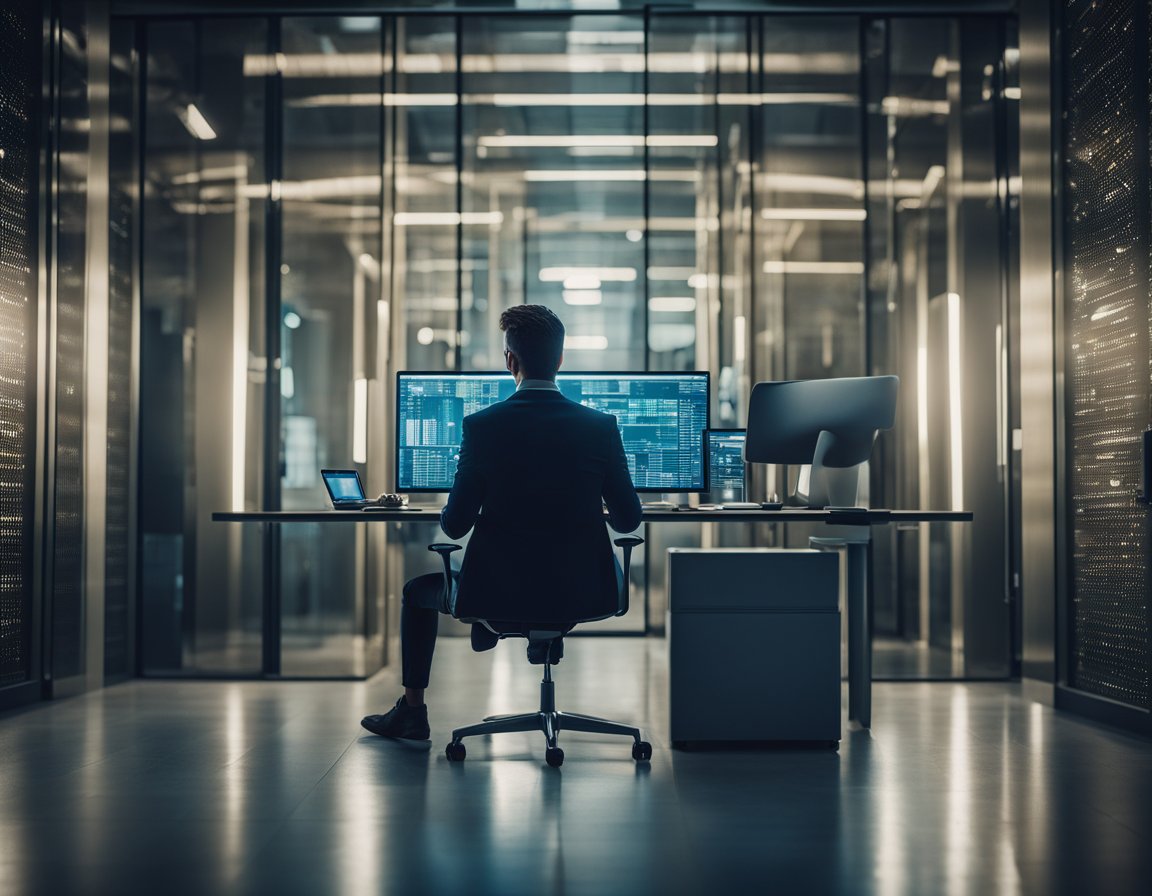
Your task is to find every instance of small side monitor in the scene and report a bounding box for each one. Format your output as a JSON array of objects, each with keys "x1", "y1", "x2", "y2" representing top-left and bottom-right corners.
[{"x1": 706, "y1": 429, "x2": 748, "y2": 502}]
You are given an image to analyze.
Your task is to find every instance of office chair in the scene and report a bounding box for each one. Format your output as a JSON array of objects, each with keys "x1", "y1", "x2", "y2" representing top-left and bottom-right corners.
[{"x1": 427, "y1": 536, "x2": 651, "y2": 768}]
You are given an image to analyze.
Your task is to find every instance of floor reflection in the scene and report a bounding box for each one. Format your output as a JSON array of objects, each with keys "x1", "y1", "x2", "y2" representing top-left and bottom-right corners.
[{"x1": 1, "y1": 641, "x2": 1151, "y2": 895}]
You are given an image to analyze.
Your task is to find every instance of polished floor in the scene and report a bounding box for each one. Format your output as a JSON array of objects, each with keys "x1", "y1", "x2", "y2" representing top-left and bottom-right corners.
[{"x1": 1, "y1": 639, "x2": 1149, "y2": 896}]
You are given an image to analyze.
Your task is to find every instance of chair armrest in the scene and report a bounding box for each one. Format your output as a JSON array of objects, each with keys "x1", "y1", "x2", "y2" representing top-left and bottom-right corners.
[
  {"x1": 428, "y1": 543, "x2": 462, "y2": 600},
  {"x1": 612, "y1": 536, "x2": 644, "y2": 617}
]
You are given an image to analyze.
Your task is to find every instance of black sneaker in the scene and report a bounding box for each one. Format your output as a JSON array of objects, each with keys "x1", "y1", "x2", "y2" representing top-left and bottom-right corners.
[{"x1": 361, "y1": 697, "x2": 431, "y2": 749}]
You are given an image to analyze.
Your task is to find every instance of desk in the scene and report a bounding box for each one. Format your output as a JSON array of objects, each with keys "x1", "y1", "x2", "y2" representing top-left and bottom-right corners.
[{"x1": 212, "y1": 507, "x2": 970, "y2": 728}]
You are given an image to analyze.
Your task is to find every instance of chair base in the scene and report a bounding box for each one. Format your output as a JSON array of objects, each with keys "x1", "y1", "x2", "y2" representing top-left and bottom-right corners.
[
  {"x1": 447, "y1": 669, "x2": 648, "y2": 764},
  {"x1": 453, "y1": 708, "x2": 643, "y2": 751}
]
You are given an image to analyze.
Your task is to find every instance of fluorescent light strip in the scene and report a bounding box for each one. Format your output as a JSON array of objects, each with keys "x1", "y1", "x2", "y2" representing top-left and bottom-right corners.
[
  {"x1": 244, "y1": 51, "x2": 857, "y2": 78},
  {"x1": 760, "y1": 173, "x2": 863, "y2": 197},
  {"x1": 564, "y1": 335, "x2": 609, "y2": 351},
  {"x1": 562, "y1": 290, "x2": 603, "y2": 305},
  {"x1": 647, "y1": 134, "x2": 719, "y2": 147},
  {"x1": 881, "y1": 96, "x2": 950, "y2": 117},
  {"x1": 563, "y1": 275, "x2": 601, "y2": 289},
  {"x1": 762, "y1": 261, "x2": 864, "y2": 274},
  {"x1": 478, "y1": 93, "x2": 644, "y2": 106},
  {"x1": 469, "y1": 93, "x2": 855, "y2": 107},
  {"x1": 761, "y1": 208, "x2": 866, "y2": 221},
  {"x1": 288, "y1": 93, "x2": 460, "y2": 108},
  {"x1": 523, "y1": 169, "x2": 697, "y2": 182},
  {"x1": 524, "y1": 169, "x2": 644, "y2": 182},
  {"x1": 289, "y1": 92, "x2": 854, "y2": 110},
  {"x1": 482, "y1": 134, "x2": 639, "y2": 148},
  {"x1": 477, "y1": 134, "x2": 718, "y2": 148},
  {"x1": 649, "y1": 297, "x2": 697, "y2": 313},
  {"x1": 540, "y1": 266, "x2": 636, "y2": 282},
  {"x1": 393, "y1": 211, "x2": 503, "y2": 225}
]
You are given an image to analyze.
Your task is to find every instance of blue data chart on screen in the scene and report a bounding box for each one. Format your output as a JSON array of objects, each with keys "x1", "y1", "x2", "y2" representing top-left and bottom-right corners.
[
  {"x1": 555, "y1": 374, "x2": 709, "y2": 492},
  {"x1": 397, "y1": 372, "x2": 709, "y2": 492},
  {"x1": 707, "y1": 430, "x2": 747, "y2": 500},
  {"x1": 397, "y1": 375, "x2": 515, "y2": 491}
]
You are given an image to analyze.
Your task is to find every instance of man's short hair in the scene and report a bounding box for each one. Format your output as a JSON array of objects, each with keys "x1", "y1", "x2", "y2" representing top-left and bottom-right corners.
[{"x1": 499, "y1": 304, "x2": 565, "y2": 379}]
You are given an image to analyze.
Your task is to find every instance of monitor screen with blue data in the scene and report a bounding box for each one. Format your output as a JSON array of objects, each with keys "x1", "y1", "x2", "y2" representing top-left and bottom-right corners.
[
  {"x1": 706, "y1": 430, "x2": 747, "y2": 501},
  {"x1": 396, "y1": 371, "x2": 710, "y2": 493}
]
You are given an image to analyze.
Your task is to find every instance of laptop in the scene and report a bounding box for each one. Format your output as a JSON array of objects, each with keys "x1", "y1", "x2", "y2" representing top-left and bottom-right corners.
[{"x1": 321, "y1": 469, "x2": 372, "y2": 508}]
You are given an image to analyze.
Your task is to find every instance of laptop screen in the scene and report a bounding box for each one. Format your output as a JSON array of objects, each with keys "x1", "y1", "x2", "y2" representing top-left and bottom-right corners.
[{"x1": 321, "y1": 469, "x2": 366, "y2": 504}]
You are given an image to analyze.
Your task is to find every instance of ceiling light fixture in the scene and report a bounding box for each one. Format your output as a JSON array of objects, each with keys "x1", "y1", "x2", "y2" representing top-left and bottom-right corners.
[
  {"x1": 564, "y1": 335, "x2": 609, "y2": 351},
  {"x1": 563, "y1": 275, "x2": 602, "y2": 289},
  {"x1": 762, "y1": 261, "x2": 865, "y2": 275},
  {"x1": 562, "y1": 290, "x2": 603, "y2": 305},
  {"x1": 393, "y1": 211, "x2": 503, "y2": 225},
  {"x1": 761, "y1": 208, "x2": 866, "y2": 221},
  {"x1": 540, "y1": 266, "x2": 636, "y2": 282},
  {"x1": 180, "y1": 104, "x2": 217, "y2": 140},
  {"x1": 648, "y1": 297, "x2": 697, "y2": 313}
]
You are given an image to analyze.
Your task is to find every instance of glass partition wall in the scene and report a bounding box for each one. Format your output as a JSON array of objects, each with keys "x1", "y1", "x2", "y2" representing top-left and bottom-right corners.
[{"x1": 135, "y1": 11, "x2": 1017, "y2": 679}]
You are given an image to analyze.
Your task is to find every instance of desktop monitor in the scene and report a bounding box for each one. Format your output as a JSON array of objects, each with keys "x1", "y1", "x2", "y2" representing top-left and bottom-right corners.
[
  {"x1": 745, "y1": 375, "x2": 898, "y2": 508},
  {"x1": 706, "y1": 429, "x2": 748, "y2": 502},
  {"x1": 396, "y1": 371, "x2": 710, "y2": 493}
]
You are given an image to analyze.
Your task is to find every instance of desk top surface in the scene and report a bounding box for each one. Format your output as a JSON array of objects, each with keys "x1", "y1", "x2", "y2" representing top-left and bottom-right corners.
[{"x1": 211, "y1": 508, "x2": 972, "y2": 525}]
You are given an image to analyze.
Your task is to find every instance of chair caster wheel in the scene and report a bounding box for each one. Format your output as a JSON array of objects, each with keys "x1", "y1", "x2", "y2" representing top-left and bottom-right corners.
[
  {"x1": 445, "y1": 742, "x2": 466, "y2": 762},
  {"x1": 545, "y1": 747, "x2": 564, "y2": 768},
  {"x1": 632, "y1": 741, "x2": 652, "y2": 762}
]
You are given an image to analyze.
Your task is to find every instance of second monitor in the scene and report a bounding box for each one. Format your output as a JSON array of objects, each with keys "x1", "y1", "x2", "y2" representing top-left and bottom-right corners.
[
  {"x1": 706, "y1": 429, "x2": 748, "y2": 503},
  {"x1": 396, "y1": 371, "x2": 710, "y2": 492}
]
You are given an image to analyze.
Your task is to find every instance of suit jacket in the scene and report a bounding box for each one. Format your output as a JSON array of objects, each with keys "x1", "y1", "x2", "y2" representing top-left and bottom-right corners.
[{"x1": 441, "y1": 388, "x2": 643, "y2": 623}]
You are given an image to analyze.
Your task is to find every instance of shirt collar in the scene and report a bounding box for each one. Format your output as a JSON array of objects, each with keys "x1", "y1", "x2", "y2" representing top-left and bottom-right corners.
[{"x1": 516, "y1": 378, "x2": 560, "y2": 392}]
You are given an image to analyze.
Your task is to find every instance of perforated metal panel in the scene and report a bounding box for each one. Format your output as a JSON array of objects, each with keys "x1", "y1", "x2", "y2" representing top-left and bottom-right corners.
[
  {"x1": 105, "y1": 177, "x2": 133, "y2": 680},
  {"x1": 0, "y1": 7, "x2": 38, "y2": 688},
  {"x1": 51, "y1": 16, "x2": 89, "y2": 681},
  {"x1": 1063, "y1": 0, "x2": 1152, "y2": 708}
]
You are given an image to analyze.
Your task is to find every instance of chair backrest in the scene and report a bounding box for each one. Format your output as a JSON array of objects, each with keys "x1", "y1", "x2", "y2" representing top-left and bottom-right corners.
[{"x1": 452, "y1": 516, "x2": 621, "y2": 625}]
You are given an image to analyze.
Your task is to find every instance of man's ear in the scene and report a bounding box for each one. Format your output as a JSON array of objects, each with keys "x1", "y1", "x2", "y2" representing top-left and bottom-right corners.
[
  {"x1": 505, "y1": 350, "x2": 519, "y2": 375},
  {"x1": 555, "y1": 352, "x2": 564, "y2": 372}
]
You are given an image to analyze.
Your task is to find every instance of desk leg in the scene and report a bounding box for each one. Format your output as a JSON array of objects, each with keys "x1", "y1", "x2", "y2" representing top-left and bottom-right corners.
[
  {"x1": 846, "y1": 542, "x2": 871, "y2": 728},
  {"x1": 263, "y1": 522, "x2": 282, "y2": 677}
]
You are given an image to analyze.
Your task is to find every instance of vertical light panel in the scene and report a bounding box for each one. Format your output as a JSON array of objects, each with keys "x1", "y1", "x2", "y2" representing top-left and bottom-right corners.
[
  {"x1": 947, "y1": 291, "x2": 964, "y2": 512},
  {"x1": 353, "y1": 378, "x2": 368, "y2": 464},
  {"x1": 232, "y1": 173, "x2": 250, "y2": 512}
]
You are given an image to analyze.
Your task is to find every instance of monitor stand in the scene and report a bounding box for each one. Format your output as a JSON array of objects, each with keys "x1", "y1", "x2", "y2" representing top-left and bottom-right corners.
[{"x1": 793, "y1": 431, "x2": 867, "y2": 509}]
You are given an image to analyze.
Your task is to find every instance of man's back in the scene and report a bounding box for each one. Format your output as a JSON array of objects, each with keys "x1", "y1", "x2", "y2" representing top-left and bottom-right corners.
[{"x1": 441, "y1": 388, "x2": 641, "y2": 622}]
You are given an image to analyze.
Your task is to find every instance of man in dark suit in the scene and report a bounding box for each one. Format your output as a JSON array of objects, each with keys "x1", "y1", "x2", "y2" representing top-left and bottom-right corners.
[{"x1": 361, "y1": 304, "x2": 642, "y2": 747}]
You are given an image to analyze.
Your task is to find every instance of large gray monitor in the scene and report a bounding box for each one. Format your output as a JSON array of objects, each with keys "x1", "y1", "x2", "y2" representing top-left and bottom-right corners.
[{"x1": 745, "y1": 376, "x2": 898, "y2": 508}]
